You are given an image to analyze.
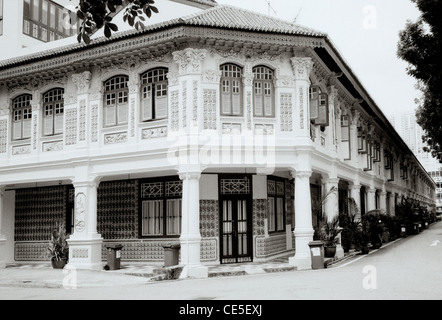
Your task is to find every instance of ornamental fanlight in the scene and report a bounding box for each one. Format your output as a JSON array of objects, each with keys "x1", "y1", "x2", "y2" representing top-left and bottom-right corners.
[{"x1": 309, "y1": 85, "x2": 329, "y2": 126}]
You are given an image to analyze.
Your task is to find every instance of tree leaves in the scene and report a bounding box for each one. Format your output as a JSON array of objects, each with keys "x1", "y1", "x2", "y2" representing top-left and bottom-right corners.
[
  {"x1": 74, "y1": 0, "x2": 159, "y2": 44},
  {"x1": 397, "y1": 0, "x2": 442, "y2": 162}
]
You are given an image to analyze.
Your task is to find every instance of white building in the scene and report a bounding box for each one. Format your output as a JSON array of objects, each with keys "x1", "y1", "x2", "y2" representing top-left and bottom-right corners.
[{"x1": 0, "y1": 0, "x2": 436, "y2": 277}]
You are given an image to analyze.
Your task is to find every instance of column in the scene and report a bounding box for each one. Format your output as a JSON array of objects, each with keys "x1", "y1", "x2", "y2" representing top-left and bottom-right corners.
[
  {"x1": 367, "y1": 187, "x2": 377, "y2": 212},
  {"x1": 0, "y1": 186, "x2": 6, "y2": 268},
  {"x1": 179, "y1": 170, "x2": 208, "y2": 279},
  {"x1": 349, "y1": 183, "x2": 361, "y2": 220},
  {"x1": 72, "y1": 71, "x2": 92, "y2": 147},
  {"x1": 379, "y1": 186, "x2": 387, "y2": 213},
  {"x1": 289, "y1": 170, "x2": 314, "y2": 270},
  {"x1": 291, "y1": 56, "x2": 313, "y2": 139},
  {"x1": 67, "y1": 174, "x2": 103, "y2": 270},
  {"x1": 388, "y1": 192, "x2": 396, "y2": 216},
  {"x1": 30, "y1": 93, "x2": 41, "y2": 154},
  {"x1": 323, "y1": 177, "x2": 344, "y2": 259}
]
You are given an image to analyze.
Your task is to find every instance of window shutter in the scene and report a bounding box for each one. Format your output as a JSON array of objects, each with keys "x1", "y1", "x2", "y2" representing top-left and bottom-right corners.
[
  {"x1": 117, "y1": 104, "x2": 128, "y2": 125},
  {"x1": 105, "y1": 105, "x2": 116, "y2": 127},
  {"x1": 315, "y1": 93, "x2": 329, "y2": 126},
  {"x1": 13, "y1": 121, "x2": 22, "y2": 140},
  {"x1": 142, "y1": 84, "x2": 153, "y2": 121},
  {"x1": 155, "y1": 96, "x2": 168, "y2": 119},
  {"x1": 264, "y1": 83, "x2": 273, "y2": 117},
  {"x1": 54, "y1": 113, "x2": 63, "y2": 134},
  {"x1": 310, "y1": 88, "x2": 319, "y2": 120},
  {"x1": 254, "y1": 82, "x2": 263, "y2": 116},
  {"x1": 43, "y1": 114, "x2": 53, "y2": 135},
  {"x1": 23, "y1": 119, "x2": 32, "y2": 139},
  {"x1": 221, "y1": 80, "x2": 231, "y2": 115}
]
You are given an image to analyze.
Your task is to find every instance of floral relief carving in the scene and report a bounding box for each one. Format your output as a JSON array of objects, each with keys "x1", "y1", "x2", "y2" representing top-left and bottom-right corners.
[
  {"x1": 72, "y1": 71, "x2": 92, "y2": 95},
  {"x1": 291, "y1": 57, "x2": 314, "y2": 80},
  {"x1": 173, "y1": 48, "x2": 207, "y2": 74}
]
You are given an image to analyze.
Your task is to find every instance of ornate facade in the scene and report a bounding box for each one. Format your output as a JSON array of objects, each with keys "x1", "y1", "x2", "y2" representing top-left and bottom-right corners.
[{"x1": 0, "y1": 2, "x2": 436, "y2": 276}]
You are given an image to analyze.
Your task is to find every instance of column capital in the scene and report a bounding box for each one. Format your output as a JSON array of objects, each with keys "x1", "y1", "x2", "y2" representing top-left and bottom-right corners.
[
  {"x1": 290, "y1": 170, "x2": 312, "y2": 180},
  {"x1": 72, "y1": 175, "x2": 102, "y2": 189},
  {"x1": 178, "y1": 171, "x2": 201, "y2": 181},
  {"x1": 173, "y1": 48, "x2": 207, "y2": 75},
  {"x1": 72, "y1": 71, "x2": 92, "y2": 95},
  {"x1": 291, "y1": 56, "x2": 313, "y2": 81}
]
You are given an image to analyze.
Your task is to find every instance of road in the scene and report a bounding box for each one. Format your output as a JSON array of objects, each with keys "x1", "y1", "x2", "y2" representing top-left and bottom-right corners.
[{"x1": 2, "y1": 221, "x2": 442, "y2": 301}]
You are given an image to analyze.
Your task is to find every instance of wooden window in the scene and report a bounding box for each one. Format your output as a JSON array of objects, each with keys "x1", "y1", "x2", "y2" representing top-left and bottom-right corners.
[
  {"x1": 104, "y1": 75, "x2": 129, "y2": 127},
  {"x1": 341, "y1": 115, "x2": 351, "y2": 160},
  {"x1": 364, "y1": 141, "x2": 373, "y2": 171},
  {"x1": 267, "y1": 178, "x2": 285, "y2": 233},
  {"x1": 140, "y1": 178, "x2": 182, "y2": 237},
  {"x1": 220, "y1": 64, "x2": 243, "y2": 116},
  {"x1": 357, "y1": 127, "x2": 368, "y2": 153},
  {"x1": 140, "y1": 68, "x2": 168, "y2": 122},
  {"x1": 43, "y1": 88, "x2": 64, "y2": 136},
  {"x1": 12, "y1": 94, "x2": 33, "y2": 140},
  {"x1": 253, "y1": 66, "x2": 274, "y2": 117},
  {"x1": 309, "y1": 85, "x2": 329, "y2": 126}
]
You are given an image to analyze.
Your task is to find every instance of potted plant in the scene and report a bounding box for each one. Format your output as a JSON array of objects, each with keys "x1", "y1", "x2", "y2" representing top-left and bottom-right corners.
[
  {"x1": 355, "y1": 219, "x2": 371, "y2": 254},
  {"x1": 339, "y1": 197, "x2": 361, "y2": 252},
  {"x1": 320, "y1": 216, "x2": 342, "y2": 258},
  {"x1": 47, "y1": 221, "x2": 69, "y2": 269}
]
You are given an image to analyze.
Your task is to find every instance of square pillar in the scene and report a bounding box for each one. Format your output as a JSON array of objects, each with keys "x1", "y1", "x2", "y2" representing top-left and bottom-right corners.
[
  {"x1": 67, "y1": 176, "x2": 103, "y2": 270},
  {"x1": 289, "y1": 170, "x2": 315, "y2": 270},
  {"x1": 0, "y1": 187, "x2": 6, "y2": 269},
  {"x1": 179, "y1": 170, "x2": 208, "y2": 279}
]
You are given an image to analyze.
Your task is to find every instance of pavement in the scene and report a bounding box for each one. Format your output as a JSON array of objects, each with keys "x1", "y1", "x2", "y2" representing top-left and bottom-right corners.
[{"x1": 0, "y1": 243, "x2": 390, "y2": 290}]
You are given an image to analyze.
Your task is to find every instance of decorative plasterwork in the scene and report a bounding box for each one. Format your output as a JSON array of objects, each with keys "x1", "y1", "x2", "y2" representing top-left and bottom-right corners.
[
  {"x1": 0, "y1": 120, "x2": 7, "y2": 153},
  {"x1": 172, "y1": 48, "x2": 207, "y2": 74},
  {"x1": 291, "y1": 57, "x2": 314, "y2": 81},
  {"x1": 72, "y1": 71, "x2": 92, "y2": 95},
  {"x1": 203, "y1": 89, "x2": 217, "y2": 130},
  {"x1": 142, "y1": 127, "x2": 168, "y2": 140},
  {"x1": 104, "y1": 132, "x2": 128, "y2": 144},
  {"x1": 43, "y1": 141, "x2": 63, "y2": 152}
]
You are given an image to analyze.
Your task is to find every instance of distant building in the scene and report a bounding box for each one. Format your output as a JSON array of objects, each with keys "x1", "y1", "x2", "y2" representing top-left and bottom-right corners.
[
  {"x1": 390, "y1": 112, "x2": 441, "y2": 213},
  {"x1": 0, "y1": 0, "x2": 436, "y2": 275}
]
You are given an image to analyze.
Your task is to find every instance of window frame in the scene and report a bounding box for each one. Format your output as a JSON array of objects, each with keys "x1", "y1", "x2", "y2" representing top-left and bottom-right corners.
[
  {"x1": 252, "y1": 66, "x2": 275, "y2": 118},
  {"x1": 11, "y1": 94, "x2": 33, "y2": 141},
  {"x1": 42, "y1": 88, "x2": 64, "y2": 136},
  {"x1": 267, "y1": 177, "x2": 286, "y2": 233},
  {"x1": 23, "y1": 0, "x2": 78, "y2": 42},
  {"x1": 0, "y1": 0, "x2": 3, "y2": 36},
  {"x1": 139, "y1": 177, "x2": 183, "y2": 238},
  {"x1": 341, "y1": 115, "x2": 351, "y2": 160},
  {"x1": 140, "y1": 68, "x2": 169, "y2": 122},
  {"x1": 309, "y1": 85, "x2": 329, "y2": 126},
  {"x1": 220, "y1": 63, "x2": 243, "y2": 116},
  {"x1": 103, "y1": 75, "x2": 129, "y2": 128}
]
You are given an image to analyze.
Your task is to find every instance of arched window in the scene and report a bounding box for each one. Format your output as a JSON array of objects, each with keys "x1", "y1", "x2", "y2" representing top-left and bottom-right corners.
[
  {"x1": 220, "y1": 64, "x2": 243, "y2": 116},
  {"x1": 253, "y1": 66, "x2": 274, "y2": 117},
  {"x1": 140, "y1": 68, "x2": 168, "y2": 121},
  {"x1": 103, "y1": 75, "x2": 129, "y2": 127},
  {"x1": 309, "y1": 85, "x2": 329, "y2": 126},
  {"x1": 12, "y1": 94, "x2": 32, "y2": 140},
  {"x1": 43, "y1": 88, "x2": 64, "y2": 136}
]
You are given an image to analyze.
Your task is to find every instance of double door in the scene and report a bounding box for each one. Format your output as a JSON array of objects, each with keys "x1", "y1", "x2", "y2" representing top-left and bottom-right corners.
[{"x1": 220, "y1": 198, "x2": 252, "y2": 264}]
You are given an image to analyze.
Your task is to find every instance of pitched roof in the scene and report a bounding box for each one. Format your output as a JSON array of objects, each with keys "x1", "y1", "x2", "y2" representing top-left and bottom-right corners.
[
  {"x1": 181, "y1": 5, "x2": 326, "y2": 36},
  {"x1": 0, "y1": 4, "x2": 326, "y2": 68}
]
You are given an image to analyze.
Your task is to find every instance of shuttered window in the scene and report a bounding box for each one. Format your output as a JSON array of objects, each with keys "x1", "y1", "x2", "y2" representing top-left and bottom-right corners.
[
  {"x1": 341, "y1": 115, "x2": 351, "y2": 160},
  {"x1": 140, "y1": 68, "x2": 168, "y2": 121},
  {"x1": 43, "y1": 88, "x2": 64, "y2": 136},
  {"x1": 220, "y1": 64, "x2": 243, "y2": 116},
  {"x1": 253, "y1": 66, "x2": 274, "y2": 117},
  {"x1": 104, "y1": 75, "x2": 128, "y2": 127},
  {"x1": 309, "y1": 85, "x2": 329, "y2": 126},
  {"x1": 12, "y1": 94, "x2": 33, "y2": 140}
]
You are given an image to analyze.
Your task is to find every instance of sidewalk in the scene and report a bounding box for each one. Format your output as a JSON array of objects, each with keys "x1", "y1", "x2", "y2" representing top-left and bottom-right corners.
[{"x1": 0, "y1": 245, "x2": 389, "y2": 289}]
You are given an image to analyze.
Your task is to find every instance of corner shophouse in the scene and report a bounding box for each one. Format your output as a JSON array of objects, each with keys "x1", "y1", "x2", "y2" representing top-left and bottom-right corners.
[{"x1": 0, "y1": 2, "x2": 436, "y2": 278}]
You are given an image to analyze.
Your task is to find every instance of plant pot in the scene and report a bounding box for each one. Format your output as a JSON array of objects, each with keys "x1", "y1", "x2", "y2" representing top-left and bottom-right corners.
[
  {"x1": 51, "y1": 258, "x2": 67, "y2": 269},
  {"x1": 324, "y1": 246, "x2": 336, "y2": 258},
  {"x1": 361, "y1": 246, "x2": 370, "y2": 255}
]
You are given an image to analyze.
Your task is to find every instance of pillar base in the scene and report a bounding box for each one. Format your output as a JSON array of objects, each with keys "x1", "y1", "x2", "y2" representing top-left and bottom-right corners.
[
  {"x1": 288, "y1": 256, "x2": 311, "y2": 270},
  {"x1": 180, "y1": 264, "x2": 209, "y2": 279},
  {"x1": 67, "y1": 234, "x2": 103, "y2": 271}
]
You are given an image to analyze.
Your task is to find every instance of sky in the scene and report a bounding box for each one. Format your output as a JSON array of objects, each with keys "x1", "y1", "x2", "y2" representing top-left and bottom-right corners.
[
  {"x1": 58, "y1": 0, "x2": 422, "y2": 120},
  {"x1": 215, "y1": 0, "x2": 422, "y2": 120}
]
